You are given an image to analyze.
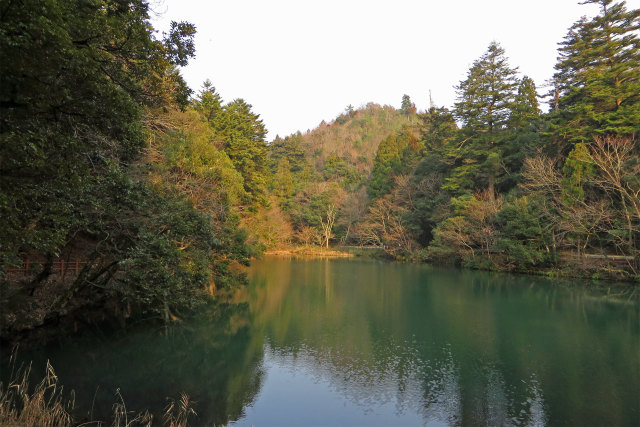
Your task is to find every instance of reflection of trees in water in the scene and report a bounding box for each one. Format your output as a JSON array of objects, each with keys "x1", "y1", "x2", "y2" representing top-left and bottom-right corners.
[
  {"x1": 10, "y1": 301, "x2": 266, "y2": 425},
  {"x1": 421, "y1": 347, "x2": 461, "y2": 425},
  {"x1": 263, "y1": 337, "x2": 549, "y2": 426},
  {"x1": 12, "y1": 258, "x2": 634, "y2": 425},
  {"x1": 248, "y1": 259, "x2": 602, "y2": 425}
]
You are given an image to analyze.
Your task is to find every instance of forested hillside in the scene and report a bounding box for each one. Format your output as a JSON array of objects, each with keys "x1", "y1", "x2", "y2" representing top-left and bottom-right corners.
[
  {"x1": 254, "y1": 102, "x2": 419, "y2": 248},
  {"x1": 264, "y1": 0, "x2": 640, "y2": 280}
]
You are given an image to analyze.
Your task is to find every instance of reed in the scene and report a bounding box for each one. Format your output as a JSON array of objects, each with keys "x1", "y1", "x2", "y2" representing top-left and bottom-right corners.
[
  {"x1": 0, "y1": 358, "x2": 196, "y2": 427},
  {"x1": 0, "y1": 360, "x2": 73, "y2": 427}
]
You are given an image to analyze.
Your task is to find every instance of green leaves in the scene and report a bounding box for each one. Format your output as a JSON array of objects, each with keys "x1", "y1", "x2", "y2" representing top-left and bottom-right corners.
[
  {"x1": 551, "y1": 0, "x2": 640, "y2": 144},
  {"x1": 163, "y1": 21, "x2": 197, "y2": 67},
  {"x1": 454, "y1": 42, "x2": 519, "y2": 135}
]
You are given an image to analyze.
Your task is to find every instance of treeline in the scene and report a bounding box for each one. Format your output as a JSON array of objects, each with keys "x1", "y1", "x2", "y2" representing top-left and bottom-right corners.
[
  {"x1": 0, "y1": 0, "x2": 268, "y2": 338},
  {"x1": 266, "y1": 0, "x2": 640, "y2": 280}
]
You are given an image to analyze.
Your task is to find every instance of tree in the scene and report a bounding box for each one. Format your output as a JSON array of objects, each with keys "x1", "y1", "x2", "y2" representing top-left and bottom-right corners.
[
  {"x1": 495, "y1": 196, "x2": 553, "y2": 269},
  {"x1": 369, "y1": 128, "x2": 420, "y2": 199},
  {"x1": 369, "y1": 134, "x2": 402, "y2": 199},
  {"x1": 509, "y1": 76, "x2": 540, "y2": 128},
  {"x1": 551, "y1": 0, "x2": 640, "y2": 144},
  {"x1": 429, "y1": 190, "x2": 503, "y2": 264},
  {"x1": 319, "y1": 204, "x2": 337, "y2": 248},
  {"x1": 269, "y1": 132, "x2": 307, "y2": 174},
  {"x1": 401, "y1": 94, "x2": 416, "y2": 116},
  {"x1": 193, "y1": 80, "x2": 223, "y2": 124},
  {"x1": 588, "y1": 135, "x2": 640, "y2": 255},
  {"x1": 274, "y1": 158, "x2": 295, "y2": 199},
  {"x1": 210, "y1": 98, "x2": 269, "y2": 200},
  {"x1": 499, "y1": 76, "x2": 544, "y2": 191},
  {"x1": 521, "y1": 152, "x2": 612, "y2": 258},
  {"x1": 454, "y1": 42, "x2": 519, "y2": 134},
  {"x1": 449, "y1": 42, "x2": 519, "y2": 198},
  {"x1": 0, "y1": 0, "x2": 195, "y2": 268},
  {"x1": 419, "y1": 106, "x2": 459, "y2": 157}
]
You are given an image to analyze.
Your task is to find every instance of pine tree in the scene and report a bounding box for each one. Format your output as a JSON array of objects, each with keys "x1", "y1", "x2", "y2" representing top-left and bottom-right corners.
[
  {"x1": 401, "y1": 94, "x2": 416, "y2": 116},
  {"x1": 509, "y1": 76, "x2": 540, "y2": 128},
  {"x1": 552, "y1": 0, "x2": 640, "y2": 144},
  {"x1": 193, "y1": 80, "x2": 222, "y2": 123},
  {"x1": 499, "y1": 76, "x2": 543, "y2": 191},
  {"x1": 212, "y1": 99, "x2": 269, "y2": 201},
  {"x1": 449, "y1": 42, "x2": 519, "y2": 197},
  {"x1": 454, "y1": 42, "x2": 519, "y2": 134}
]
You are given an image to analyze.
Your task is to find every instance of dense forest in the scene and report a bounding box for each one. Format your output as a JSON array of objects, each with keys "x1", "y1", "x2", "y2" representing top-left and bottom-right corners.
[
  {"x1": 263, "y1": 0, "x2": 640, "y2": 281},
  {"x1": 1, "y1": 0, "x2": 639, "y2": 343}
]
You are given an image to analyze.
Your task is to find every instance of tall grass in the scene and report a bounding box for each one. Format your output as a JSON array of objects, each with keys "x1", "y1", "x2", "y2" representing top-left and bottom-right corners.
[
  {"x1": 0, "y1": 357, "x2": 196, "y2": 427},
  {"x1": 0, "y1": 360, "x2": 73, "y2": 426}
]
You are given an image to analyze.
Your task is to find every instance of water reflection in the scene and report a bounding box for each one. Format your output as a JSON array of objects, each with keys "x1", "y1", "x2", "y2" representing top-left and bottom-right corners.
[
  {"x1": 4, "y1": 302, "x2": 266, "y2": 425},
  {"x1": 235, "y1": 257, "x2": 638, "y2": 426},
  {"x1": 3, "y1": 258, "x2": 638, "y2": 426}
]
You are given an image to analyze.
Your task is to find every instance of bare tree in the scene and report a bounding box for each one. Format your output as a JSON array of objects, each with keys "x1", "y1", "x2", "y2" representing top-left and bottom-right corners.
[
  {"x1": 588, "y1": 136, "x2": 640, "y2": 250},
  {"x1": 320, "y1": 204, "x2": 337, "y2": 248},
  {"x1": 297, "y1": 225, "x2": 317, "y2": 247},
  {"x1": 521, "y1": 138, "x2": 638, "y2": 268}
]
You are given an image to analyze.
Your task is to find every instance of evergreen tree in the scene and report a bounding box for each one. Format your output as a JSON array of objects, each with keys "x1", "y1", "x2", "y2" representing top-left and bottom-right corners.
[
  {"x1": 449, "y1": 42, "x2": 519, "y2": 197},
  {"x1": 401, "y1": 94, "x2": 416, "y2": 116},
  {"x1": 369, "y1": 127, "x2": 420, "y2": 199},
  {"x1": 454, "y1": 42, "x2": 519, "y2": 134},
  {"x1": 369, "y1": 134, "x2": 401, "y2": 199},
  {"x1": 269, "y1": 132, "x2": 307, "y2": 173},
  {"x1": 212, "y1": 99, "x2": 269, "y2": 201},
  {"x1": 552, "y1": 0, "x2": 640, "y2": 144},
  {"x1": 499, "y1": 76, "x2": 543, "y2": 191},
  {"x1": 274, "y1": 157, "x2": 294, "y2": 199},
  {"x1": 509, "y1": 76, "x2": 540, "y2": 128},
  {"x1": 419, "y1": 106, "x2": 459, "y2": 164},
  {"x1": 193, "y1": 80, "x2": 222, "y2": 123}
]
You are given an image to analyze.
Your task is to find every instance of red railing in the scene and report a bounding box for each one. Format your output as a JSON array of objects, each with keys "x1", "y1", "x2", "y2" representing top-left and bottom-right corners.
[{"x1": 4, "y1": 260, "x2": 89, "y2": 275}]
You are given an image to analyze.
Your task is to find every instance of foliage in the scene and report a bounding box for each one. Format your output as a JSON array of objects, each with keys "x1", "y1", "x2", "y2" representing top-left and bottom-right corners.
[
  {"x1": 369, "y1": 127, "x2": 421, "y2": 199},
  {"x1": 0, "y1": 0, "x2": 262, "y2": 340},
  {"x1": 401, "y1": 94, "x2": 416, "y2": 116},
  {"x1": 207, "y1": 98, "x2": 269, "y2": 202},
  {"x1": 0, "y1": 0, "x2": 196, "y2": 266},
  {"x1": 447, "y1": 42, "x2": 519, "y2": 196},
  {"x1": 550, "y1": 0, "x2": 640, "y2": 144},
  {"x1": 495, "y1": 196, "x2": 553, "y2": 269}
]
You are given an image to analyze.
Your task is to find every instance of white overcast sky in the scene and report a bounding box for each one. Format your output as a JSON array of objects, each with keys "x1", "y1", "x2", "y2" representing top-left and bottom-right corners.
[{"x1": 149, "y1": 0, "x2": 639, "y2": 140}]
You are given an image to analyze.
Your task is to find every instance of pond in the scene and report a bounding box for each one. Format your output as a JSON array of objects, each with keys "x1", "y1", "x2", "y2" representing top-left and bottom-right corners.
[{"x1": 4, "y1": 257, "x2": 639, "y2": 425}]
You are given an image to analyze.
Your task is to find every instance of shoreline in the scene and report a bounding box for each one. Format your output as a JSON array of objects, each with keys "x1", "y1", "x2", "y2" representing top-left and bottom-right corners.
[{"x1": 263, "y1": 247, "x2": 356, "y2": 258}]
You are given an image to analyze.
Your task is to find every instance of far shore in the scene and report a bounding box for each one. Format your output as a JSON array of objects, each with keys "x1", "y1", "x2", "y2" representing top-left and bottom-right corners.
[{"x1": 263, "y1": 247, "x2": 356, "y2": 258}]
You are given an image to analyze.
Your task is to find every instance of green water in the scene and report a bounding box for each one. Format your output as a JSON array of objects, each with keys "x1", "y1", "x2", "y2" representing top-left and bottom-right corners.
[{"x1": 5, "y1": 257, "x2": 639, "y2": 425}]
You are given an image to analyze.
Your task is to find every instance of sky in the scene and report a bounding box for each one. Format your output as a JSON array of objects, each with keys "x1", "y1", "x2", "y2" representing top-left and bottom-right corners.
[{"x1": 149, "y1": 0, "x2": 639, "y2": 141}]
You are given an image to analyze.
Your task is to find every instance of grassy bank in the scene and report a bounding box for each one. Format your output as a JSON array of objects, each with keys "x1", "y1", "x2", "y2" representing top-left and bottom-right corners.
[{"x1": 264, "y1": 246, "x2": 355, "y2": 258}]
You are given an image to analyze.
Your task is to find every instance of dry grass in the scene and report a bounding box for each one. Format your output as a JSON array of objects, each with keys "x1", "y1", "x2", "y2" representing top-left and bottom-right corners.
[
  {"x1": 0, "y1": 360, "x2": 73, "y2": 427},
  {"x1": 264, "y1": 246, "x2": 355, "y2": 258},
  {"x1": 0, "y1": 357, "x2": 196, "y2": 427},
  {"x1": 163, "y1": 393, "x2": 197, "y2": 427}
]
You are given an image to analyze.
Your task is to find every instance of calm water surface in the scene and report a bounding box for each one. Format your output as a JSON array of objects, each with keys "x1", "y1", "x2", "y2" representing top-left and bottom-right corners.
[{"x1": 4, "y1": 257, "x2": 639, "y2": 425}]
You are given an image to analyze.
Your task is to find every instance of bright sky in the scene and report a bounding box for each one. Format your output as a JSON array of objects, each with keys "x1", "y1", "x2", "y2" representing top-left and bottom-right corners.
[{"x1": 149, "y1": 0, "x2": 638, "y2": 140}]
